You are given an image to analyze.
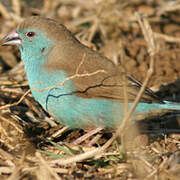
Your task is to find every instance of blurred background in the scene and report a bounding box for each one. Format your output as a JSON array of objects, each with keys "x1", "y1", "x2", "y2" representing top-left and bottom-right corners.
[{"x1": 0, "y1": 0, "x2": 180, "y2": 179}]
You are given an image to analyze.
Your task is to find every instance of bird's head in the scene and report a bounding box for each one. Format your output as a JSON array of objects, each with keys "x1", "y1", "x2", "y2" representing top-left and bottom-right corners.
[
  {"x1": 1, "y1": 16, "x2": 76, "y2": 63},
  {"x1": 2, "y1": 17, "x2": 59, "y2": 59}
]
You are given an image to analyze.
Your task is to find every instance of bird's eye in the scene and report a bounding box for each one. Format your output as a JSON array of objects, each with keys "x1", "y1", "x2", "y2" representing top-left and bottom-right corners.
[{"x1": 26, "y1": 32, "x2": 35, "y2": 38}]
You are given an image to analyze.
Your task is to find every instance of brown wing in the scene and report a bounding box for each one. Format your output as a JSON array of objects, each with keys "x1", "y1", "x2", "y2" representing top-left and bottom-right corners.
[
  {"x1": 73, "y1": 67, "x2": 162, "y2": 103},
  {"x1": 45, "y1": 42, "x2": 162, "y2": 103}
]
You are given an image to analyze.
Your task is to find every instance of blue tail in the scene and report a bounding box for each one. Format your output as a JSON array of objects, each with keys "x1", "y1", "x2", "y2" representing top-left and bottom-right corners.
[{"x1": 135, "y1": 100, "x2": 180, "y2": 115}]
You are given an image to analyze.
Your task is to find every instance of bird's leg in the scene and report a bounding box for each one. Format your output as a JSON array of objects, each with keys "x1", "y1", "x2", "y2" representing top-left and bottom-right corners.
[{"x1": 73, "y1": 127, "x2": 103, "y2": 145}]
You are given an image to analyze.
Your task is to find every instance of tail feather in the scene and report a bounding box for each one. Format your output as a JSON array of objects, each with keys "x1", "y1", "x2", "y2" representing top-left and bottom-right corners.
[
  {"x1": 161, "y1": 101, "x2": 180, "y2": 110},
  {"x1": 135, "y1": 101, "x2": 180, "y2": 115},
  {"x1": 127, "y1": 75, "x2": 164, "y2": 104}
]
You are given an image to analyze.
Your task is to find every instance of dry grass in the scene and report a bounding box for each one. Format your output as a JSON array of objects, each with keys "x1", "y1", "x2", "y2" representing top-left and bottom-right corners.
[{"x1": 0, "y1": 0, "x2": 180, "y2": 179}]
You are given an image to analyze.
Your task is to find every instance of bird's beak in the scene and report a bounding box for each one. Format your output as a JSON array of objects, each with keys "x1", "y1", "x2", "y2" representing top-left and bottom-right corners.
[{"x1": 1, "y1": 30, "x2": 21, "y2": 46}]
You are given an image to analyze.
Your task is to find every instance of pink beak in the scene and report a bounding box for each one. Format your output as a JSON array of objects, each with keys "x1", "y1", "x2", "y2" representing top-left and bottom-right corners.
[{"x1": 1, "y1": 30, "x2": 21, "y2": 46}]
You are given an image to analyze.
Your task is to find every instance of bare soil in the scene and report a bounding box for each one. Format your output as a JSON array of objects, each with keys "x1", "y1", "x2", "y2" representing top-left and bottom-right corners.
[{"x1": 0, "y1": 0, "x2": 180, "y2": 179}]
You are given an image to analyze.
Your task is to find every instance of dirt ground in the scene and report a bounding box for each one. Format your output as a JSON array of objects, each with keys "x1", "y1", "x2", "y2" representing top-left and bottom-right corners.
[{"x1": 0, "y1": 0, "x2": 180, "y2": 179}]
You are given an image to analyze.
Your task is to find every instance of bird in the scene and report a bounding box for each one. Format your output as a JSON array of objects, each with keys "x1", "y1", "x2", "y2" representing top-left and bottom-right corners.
[{"x1": 1, "y1": 16, "x2": 179, "y2": 129}]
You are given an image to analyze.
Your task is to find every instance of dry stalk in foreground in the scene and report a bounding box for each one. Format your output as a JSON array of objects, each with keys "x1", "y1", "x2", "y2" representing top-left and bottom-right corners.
[
  {"x1": 0, "y1": 89, "x2": 31, "y2": 111},
  {"x1": 48, "y1": 13, "x2": 159, "y2": 165},
  {"x1": 101, "y1": 12, "x2": 158, "y2": 151},
  {"x1": 0, "y1": 53, "x2": 106, "y2": 111}
]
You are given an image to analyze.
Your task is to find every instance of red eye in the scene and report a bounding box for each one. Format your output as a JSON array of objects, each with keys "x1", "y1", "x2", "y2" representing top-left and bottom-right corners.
[{"x1": 26, "y1": 32, "x2": 35, "y2": 37}]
